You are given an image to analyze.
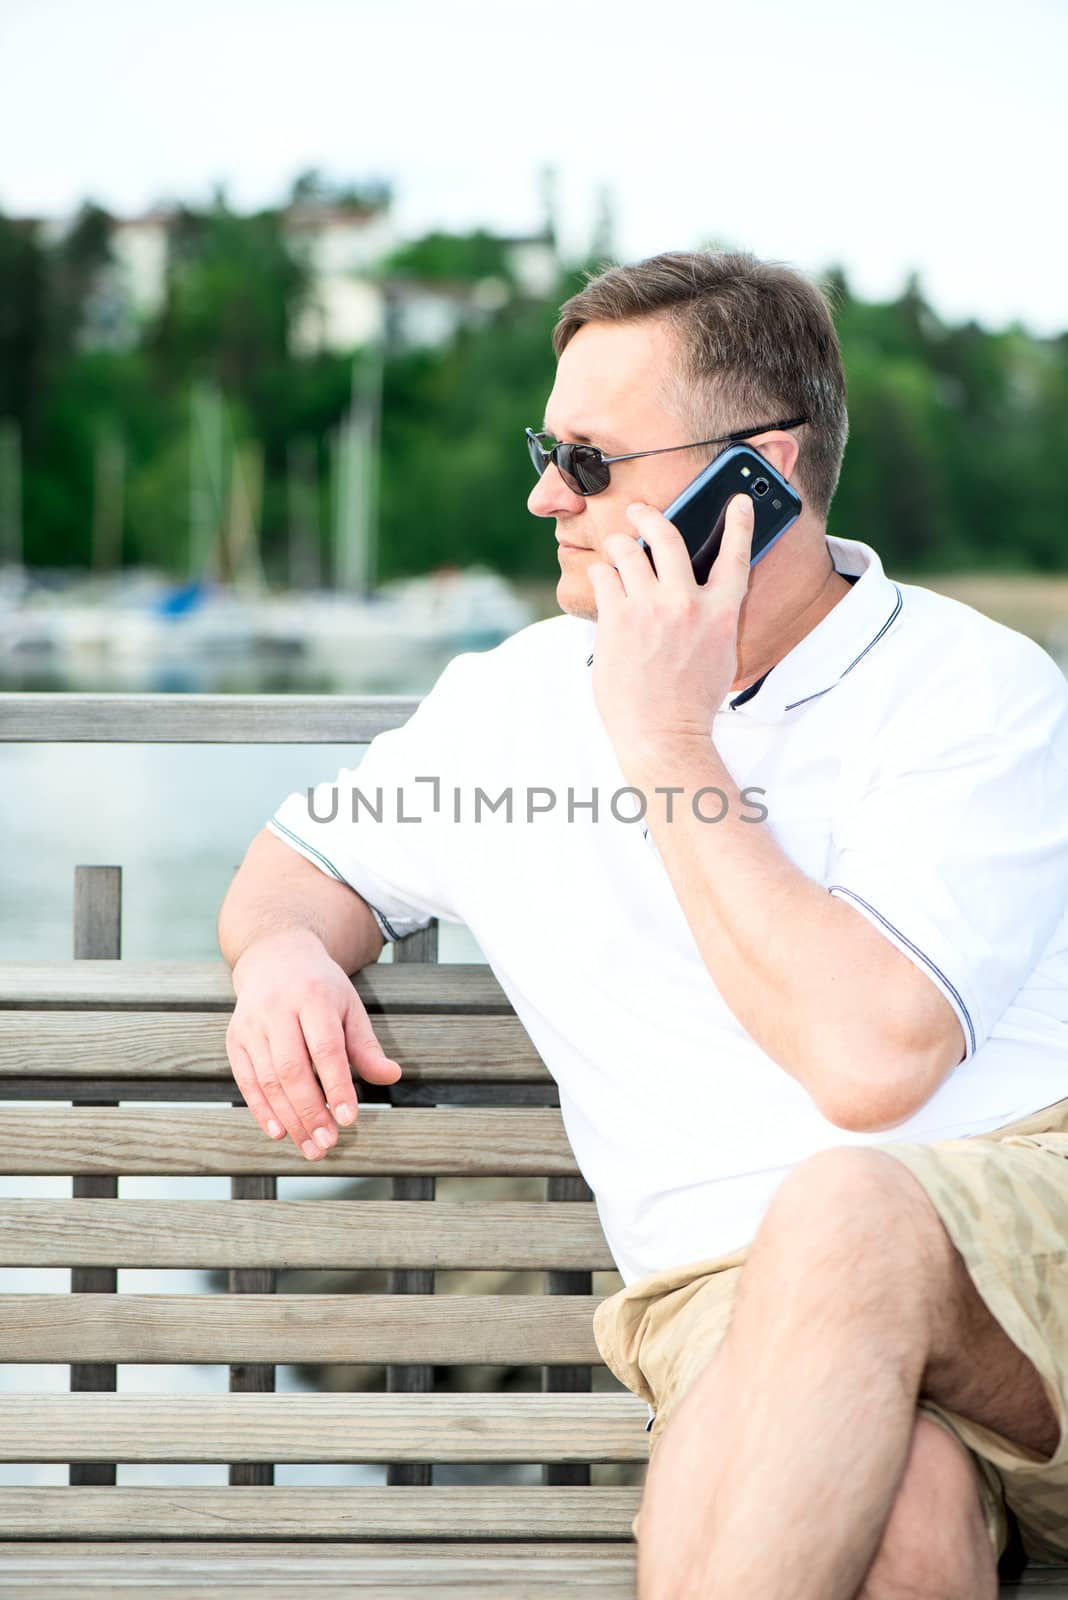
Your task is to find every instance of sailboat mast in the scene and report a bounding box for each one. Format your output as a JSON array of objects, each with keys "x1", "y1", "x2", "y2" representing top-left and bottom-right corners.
[
  {"x1": 332, "y1": 346, "x2": 382, "y2": 599},
  {"x1": 0, "y1": 420, "x2": 23, "y2": 571},
  {"x1": 360, "y1": 340, "x2": 383, "y2": 595}
]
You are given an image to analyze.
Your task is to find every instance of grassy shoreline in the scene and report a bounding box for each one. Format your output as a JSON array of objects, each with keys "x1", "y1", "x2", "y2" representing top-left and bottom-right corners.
[{"x1": 516, "y1": 573, "x2": 1068, "y2": 636}]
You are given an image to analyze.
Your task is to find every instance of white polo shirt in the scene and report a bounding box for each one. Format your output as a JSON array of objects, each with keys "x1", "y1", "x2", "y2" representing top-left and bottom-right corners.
[{"x1": 268, "y1": 534, "x2": 1068, "y2": 1288}]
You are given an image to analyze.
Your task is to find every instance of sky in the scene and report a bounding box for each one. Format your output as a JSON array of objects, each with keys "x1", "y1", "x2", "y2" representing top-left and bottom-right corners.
[{"x1": 2, "y1": 0, "x2": 1066, "y2": 337}]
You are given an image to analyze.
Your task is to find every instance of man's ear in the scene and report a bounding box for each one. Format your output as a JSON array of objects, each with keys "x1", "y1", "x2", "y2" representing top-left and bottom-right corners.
[{"x1": 750, "y1": 433, "x2": 800, "y2": 483}]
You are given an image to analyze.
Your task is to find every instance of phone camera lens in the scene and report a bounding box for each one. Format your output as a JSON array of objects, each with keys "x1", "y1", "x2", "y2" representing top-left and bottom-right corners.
[{"x1": 753, "y1": 478, "x2": 770, "y2": 498}]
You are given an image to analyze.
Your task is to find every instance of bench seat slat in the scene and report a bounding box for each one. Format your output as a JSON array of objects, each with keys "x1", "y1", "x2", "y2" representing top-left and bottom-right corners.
[
  {"x1": 0, "y1": 1582, "x2": 632, "y2": 1600},
  {"x1": 0, "y1": 1540, "x2": 1058, "y2": 1595},
  {"x1": 0, "y1": 1544, "x2": 1062, "y2": 1598},
  {"x1": 0, "y1": 1200, "x2": 615, "y2": 1270},
  {"x1": 0, "y1": 1107, "x2": 577, "y2": 1176},
  {"x1": 0, "y1": 962, "x2": 511, "y2": 1012},
  {"x1": 0, "y1": 1013, "x2": 547, "y2": 1080},
  {"x1": 0, "y1": 1541, "x2": 640, "y2": 1598},
  {"x1": 0, "y1": 1295, "x2": 604, "y2": 1364},
  {"x1": 0, "y1": 1485, "x2": 641, "y2": 1539},
  {"x1": 0, "y1": 1396, "x2": 648, "y2": 1461}
]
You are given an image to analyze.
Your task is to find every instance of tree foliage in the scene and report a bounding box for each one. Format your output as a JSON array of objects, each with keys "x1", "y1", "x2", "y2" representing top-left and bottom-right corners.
[
  {"x1": 382, "y1": 228, "x2": 516, "y2": 286},
  {"x1": 0, "y1": 201, "x2": 1064, "y2": 581}
]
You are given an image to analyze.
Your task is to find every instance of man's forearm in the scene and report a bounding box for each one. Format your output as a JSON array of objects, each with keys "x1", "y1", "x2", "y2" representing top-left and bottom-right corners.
[
  {"x1": 218, "y1": 830, "x2": 384, "y2": 979},
  {"x1": 625, "y1": 736, "x2": 953, "y2": 1128}
]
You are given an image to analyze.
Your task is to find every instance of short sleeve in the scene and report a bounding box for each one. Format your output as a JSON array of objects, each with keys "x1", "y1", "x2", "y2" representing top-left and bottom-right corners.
[
  {"x1": 826, "y1": 655, "x2": 1068, "y2": 1060},
  {"x1": 266, "y1": 653, "x2": 475, "y2": 941}
]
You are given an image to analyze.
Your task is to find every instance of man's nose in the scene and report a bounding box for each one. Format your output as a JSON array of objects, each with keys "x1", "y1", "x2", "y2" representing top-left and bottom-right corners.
[{"x1": 527, "y1": 462, "x2": 585, "y2": 518}]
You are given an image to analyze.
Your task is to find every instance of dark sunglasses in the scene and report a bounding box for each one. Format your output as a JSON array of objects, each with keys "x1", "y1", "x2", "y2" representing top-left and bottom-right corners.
[{"x1": 526, "y1": 416, "x2": 808, "y2": 497}]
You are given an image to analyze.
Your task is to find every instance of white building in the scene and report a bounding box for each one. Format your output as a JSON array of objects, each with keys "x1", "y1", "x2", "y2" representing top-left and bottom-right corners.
[
  {"x1": 110, "y1": 209, "x2": 173, "y2": 325},
  {"x1": 284, "y1": 200, "x2": 396, "y2": 354},
  {"x1": 50, "y1": 195, "x2": 559, "y2": 356}
]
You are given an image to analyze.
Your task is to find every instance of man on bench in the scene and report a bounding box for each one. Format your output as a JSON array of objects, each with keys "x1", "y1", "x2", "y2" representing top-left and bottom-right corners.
[{"x1": 219, "y1": 248, "x2": 1068, "y2": 1600}]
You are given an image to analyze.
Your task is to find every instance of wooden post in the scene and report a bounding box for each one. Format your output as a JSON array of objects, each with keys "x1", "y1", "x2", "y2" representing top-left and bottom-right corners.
[
  {"x1": 70, "y1": 866, "x2": 121, "y2": 1488},
  {"x1": 228, "y1": 871, "x2": 277, "y2": 1487},
  {"x1": 543, "y1": 1173, "x2": 594, "y2": 1488},
  {"x1": 228, "y1": 1176, "x2": 277, "y2": 1486},
  {"x1": 386, "y1": 919, "x2": 439, "y2": 1487}
]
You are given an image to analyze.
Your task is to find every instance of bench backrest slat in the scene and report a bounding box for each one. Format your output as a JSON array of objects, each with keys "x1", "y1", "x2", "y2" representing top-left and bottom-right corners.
[
  {"x1": 0, "y1": 1106, "x2": 580, "y2": 1175},
  {"x1": 0, "y1": 1293, "x2": 605, "y2": 1364},
  {"x1": 0, "y1": 1199, "x2": 614, "y2": 1269},
  {"x1": 0, "y1": 692, "x2": 420, "y2": 743},
  {"x1": 0, "y1": 1012, "x2": 549, "y2": 1080},
  {"x1": 0, "y1": 1394, "x2": 647, "y2": 1461},
  {"x1": 0, "y1": 960, "x2": 512, "y2": 1011},
  {"x1": 0, "y1": 1484, "x2": 641, "y2": 1540}
]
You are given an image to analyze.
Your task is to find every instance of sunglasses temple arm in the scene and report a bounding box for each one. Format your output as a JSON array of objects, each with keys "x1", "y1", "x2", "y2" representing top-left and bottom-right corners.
[
  {"x1": 603, "y1": 418, "x2": 806, "y2": 465},
  {"x1": 601, "y1": 436, "x2": 744, "y2": 465}
]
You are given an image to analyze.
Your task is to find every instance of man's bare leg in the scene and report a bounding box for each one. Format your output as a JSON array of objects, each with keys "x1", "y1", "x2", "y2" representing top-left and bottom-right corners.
[
  {"x1": 635, "y1": 1147, "x2": 1060, "y2": 1600},
  {"x1": 855, "y1": 1411, "x2": 996, "y2": 1599}
]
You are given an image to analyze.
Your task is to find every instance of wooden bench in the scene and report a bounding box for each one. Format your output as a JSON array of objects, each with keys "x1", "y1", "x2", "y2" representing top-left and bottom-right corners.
[{"x1": 1, "y1": 693, "x2": 1065, "y2": 1596}]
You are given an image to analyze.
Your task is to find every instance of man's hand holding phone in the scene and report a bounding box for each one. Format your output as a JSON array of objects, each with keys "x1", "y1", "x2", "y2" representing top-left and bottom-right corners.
[
  {"x1": 588, "y1": 491, "x2": 755, "y2": 774},
  {"x1": 226, "y1": 927, "x2": 403, "y2": 1160}
]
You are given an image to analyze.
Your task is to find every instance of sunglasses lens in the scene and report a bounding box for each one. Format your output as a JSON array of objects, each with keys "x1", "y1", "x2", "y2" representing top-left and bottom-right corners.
[
  {"x1": 569, "y1": 446, "x2": 609, "y2": 495},
  {"x1": 553, "y1": 445, "x2": 587, "y2": 496},
  {"x1": 526, "y1": 432, "x2": 608, "y2": 495}
]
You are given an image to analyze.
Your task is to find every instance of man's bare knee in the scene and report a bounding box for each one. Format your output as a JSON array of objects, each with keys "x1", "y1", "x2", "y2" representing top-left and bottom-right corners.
[
  {"x1": 857, "y1": 1414, "x2": 998, "y2": 1600},
  {"x1": 737, "y1": 1149, "x2": 942, "y2": 1352},
  {"x1": 759, "y1": 1148, "x2": 948, "y2": 1262}
]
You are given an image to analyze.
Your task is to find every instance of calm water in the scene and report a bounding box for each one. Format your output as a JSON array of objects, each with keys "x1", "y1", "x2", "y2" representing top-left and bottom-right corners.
[{"x1": 1, "y1": 643, "x2": 486, "y2": 965}]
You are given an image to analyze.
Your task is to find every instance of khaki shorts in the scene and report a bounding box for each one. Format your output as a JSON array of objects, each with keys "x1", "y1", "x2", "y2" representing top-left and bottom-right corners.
[{"x1": 592, "y1": 1097, "x2": 1068, "y2": 1566}]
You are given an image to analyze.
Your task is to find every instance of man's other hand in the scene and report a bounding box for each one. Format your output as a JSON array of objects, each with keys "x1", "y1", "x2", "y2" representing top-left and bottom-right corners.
[{"x1": 225, "y1": 927, "x2": 403, "y2": 1160}]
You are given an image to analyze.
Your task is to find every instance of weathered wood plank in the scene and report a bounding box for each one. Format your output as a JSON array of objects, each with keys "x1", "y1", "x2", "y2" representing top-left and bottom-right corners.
[
  {"x1": 0, "y1": 1579, "x2": 640, "y2": 1600},
  {"x1": 0, "y1": 1582, "x2": 636, "y2": 1600},
  {"x1": 0, "y1": 1011, "x2": 546, "y2": 1079},
  {"x1": 0, "y1": 1200, "x2": 614, "y2": 1270},
  {"x1": 0, "y1": 1542, "x2": 642, "y2": 1597},
  {"x1": 0, "y1": 1295, "x2": 605, "y2": 1364},
  {"x1": 0, "y1": 1485, "x2": 642, "y2": 1539},
  {"x1": 0, "y1": 1106, "x2": 577, "y2": 1176},
  {"x1": 0, "y1": 692, "x2": 419, "y2": 744},
  {"x1": 0, "y1": 961, "x2": 511, "y2": 1012},
  {"x1": 0, "y1": 1584, "x2": 639, "y2": 1600},
  {"x1": 72, "y1": 867, "x2": 121, "y2": 962},
  {"x1": 0, "y1": 1395, "x2": 648, "y2": 1460},
  {"x1": 0, "y1": 1547, "x2": 1057, "y2": 1600},
  {"x1": 387, "y1": 924, "x2": 439, "y2": 1484},
  {"x1": 227, "y1": 1164, "x2": 276, "y2": 1484},
  {"x1": 544, "y1": 1172, "x2": 596, "y2": 1490},
  {"x1": 393, "y1": 923, "x2": 440, "y2": 965},
  {"x1": 69, "y1": 863, "x2": 122, "y2": 1489}
]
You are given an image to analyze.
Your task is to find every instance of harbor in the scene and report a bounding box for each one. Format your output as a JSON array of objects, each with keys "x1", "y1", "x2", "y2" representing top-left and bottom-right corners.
[{"x1": 0, "y1": 561, "x2": 535, "y2": 693}]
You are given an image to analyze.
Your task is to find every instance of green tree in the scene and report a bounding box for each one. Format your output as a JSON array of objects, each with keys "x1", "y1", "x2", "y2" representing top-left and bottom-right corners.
[
  {"x1": 0, "y1": 215, "x2": 47, "y2": 429},
  {"x1": 148, "y1": 199, "x2": 309, "y2": 399},
  {"x1": 382, "y1": 229, "x2": 515, "y2": 286},
  {"x1": 5, "y1": 192, "x2": 1066, "y2": 584}
]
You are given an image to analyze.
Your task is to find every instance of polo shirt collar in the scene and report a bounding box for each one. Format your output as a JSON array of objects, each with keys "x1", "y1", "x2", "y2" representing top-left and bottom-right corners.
[{"x1": 718, "y1": 536, "x2": 903, "y2": 723}]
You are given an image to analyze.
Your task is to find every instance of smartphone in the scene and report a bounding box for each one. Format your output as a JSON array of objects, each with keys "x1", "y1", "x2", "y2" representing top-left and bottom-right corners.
[{"x1": 641, "y1": 444, "x2": 803, "y2": 583}]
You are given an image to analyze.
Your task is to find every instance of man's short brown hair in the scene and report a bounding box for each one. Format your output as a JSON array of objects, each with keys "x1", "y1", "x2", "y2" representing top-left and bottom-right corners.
[{"x1": 552, "y1": 250, "x2": 849, "y2": 524}]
